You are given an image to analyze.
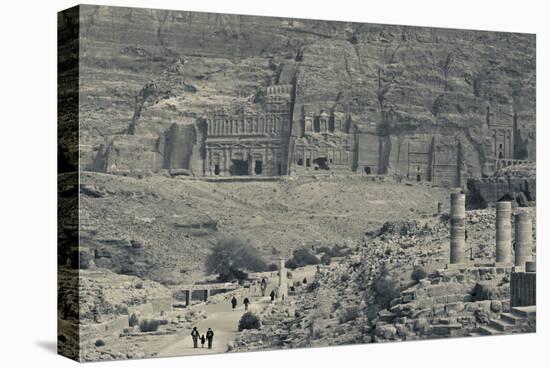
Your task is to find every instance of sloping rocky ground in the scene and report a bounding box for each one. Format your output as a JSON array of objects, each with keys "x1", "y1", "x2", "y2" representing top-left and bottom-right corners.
[
  {"x1": 231, "y1": 207, "x2": 536, "y2": 350},
  {"x1": 58, "y1": 266, "x2": 209, "y2": 361},
  {"x1": 79, "y1": 172, "x2": 449, "y2": 284}
]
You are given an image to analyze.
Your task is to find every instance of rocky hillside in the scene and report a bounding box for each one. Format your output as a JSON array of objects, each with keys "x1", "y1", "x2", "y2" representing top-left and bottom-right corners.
[
  {"x1": 71, "y1": 5, "x2": 535, "y2": 174},
  {"x1": 79, "y1": 172, "x2": 449, "y2": 284},
  {"x1": 232, "y1": 207, "x2": 536, "y2": 351}
]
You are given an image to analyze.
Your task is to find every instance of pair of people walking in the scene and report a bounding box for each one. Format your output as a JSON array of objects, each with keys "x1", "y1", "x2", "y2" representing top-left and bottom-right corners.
[
  {"x1": 191, "y1": 326, "x2": 214, "y2": 349},
  {"x1": 231, "y1": 296, "x2": 250, "y2": 311}
]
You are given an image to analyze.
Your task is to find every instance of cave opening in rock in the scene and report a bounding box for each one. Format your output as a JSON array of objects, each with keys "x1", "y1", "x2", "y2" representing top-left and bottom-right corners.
[
  {"x1": 214, "y1": 164, "x2": 220, "y2": 175},
  {"x1": 364, "y1": 166, "x2": 371, "y2": 175},
  {"x1": 297, "y1": 158, "x2": 303, "y2": 166},
  {"x1": 313, "y1": 157, "x2": 329, "y2": 170}
]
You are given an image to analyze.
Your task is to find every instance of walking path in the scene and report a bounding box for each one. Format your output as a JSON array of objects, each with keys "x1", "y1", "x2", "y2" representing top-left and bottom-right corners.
[
  {"x1": 158, "y1": 265, "x2": 317, "y2": 357},
  {"x1": 158, "y1": 295, "x2": 270, "y2": 357}
]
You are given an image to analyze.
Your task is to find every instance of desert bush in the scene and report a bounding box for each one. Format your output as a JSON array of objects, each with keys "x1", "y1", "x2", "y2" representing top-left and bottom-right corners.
[
  {"x1": 139, "y1": 319, "x2": 160, "y2": 332},
  {"x1": 238, "y1": 312, "x2": 261, "y2": 331},
  {"x1": 372, "y1": 266, "x2": 401, "y2": 309},
  {"x1": 95, "y1": 339, "x2": 105, "y2": 347},
  {"x1": 115, "y1": 304, "x2": 128, "y2": 315},
  {"x1": 205, "y1": 238, "x2": 268, "y2": 281},
  {"x1": 135, "y1": 282, "x2": 143, "y2": 289},
  {"x1": 286, "y1": 248, "x2": 320, "y2": 269},
  {"x1": 411, "y1": 266, "x2": 427, "y2": 283},
  {"x1": 321, "y1": 253, "x2": 331, "y2": 265},
  {"x1": 339, "y1": 306, "x2": 360, "y2": 324},
  {"x1": 340, "y1": 273, "x2": 350, "y2": 282},
  {"x1": 306, "y1": 280, "x2": 320, "y2": 292},
  {"x1": 285, "y1": 258, "x2": 299, "y2": 270},
  {"x1": 268, "y1": 263, "x2": 279, "y2": 271},
  {"x1": 128, "y1": 313, "x2": 139, "y2": 327}
]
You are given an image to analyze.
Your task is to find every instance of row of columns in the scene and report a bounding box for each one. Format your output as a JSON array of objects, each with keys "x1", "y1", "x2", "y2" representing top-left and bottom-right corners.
[
  {"x1": 449, "y1": 193, "x2": 533, "y2": 267},
  {"x1": 207, "y1": 116, "x2": 282, "y2": 136}
]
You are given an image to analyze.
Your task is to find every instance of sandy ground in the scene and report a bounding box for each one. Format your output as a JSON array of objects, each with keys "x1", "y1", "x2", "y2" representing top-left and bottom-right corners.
[{"x1": 158, "y1": 265, "x2": 317, "y2": 356}]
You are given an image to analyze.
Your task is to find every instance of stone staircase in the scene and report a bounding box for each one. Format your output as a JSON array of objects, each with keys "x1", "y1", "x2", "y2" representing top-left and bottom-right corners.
[{"x1": 474, "y1": 306, "x2": 536, "y2": 336}]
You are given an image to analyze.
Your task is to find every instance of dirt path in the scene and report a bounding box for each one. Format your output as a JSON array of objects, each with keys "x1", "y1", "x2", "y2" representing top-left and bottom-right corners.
[
  {"x1": 158, "y1": 295, "x2": 270, "y2": 357},
  {"x1": 158, "y1": 265, "x2": 318, "y2": 357}
]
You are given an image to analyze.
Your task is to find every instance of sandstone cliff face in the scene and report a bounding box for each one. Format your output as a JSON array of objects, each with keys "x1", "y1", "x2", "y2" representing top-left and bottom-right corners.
[{"x1": 75, "y1": 5, "x2": 535, "y2": 179}]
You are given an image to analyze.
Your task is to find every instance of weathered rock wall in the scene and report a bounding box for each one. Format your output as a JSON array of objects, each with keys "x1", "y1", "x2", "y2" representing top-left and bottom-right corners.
[
  {"x1": 74, "y1": 5, "x2": 535, "y2": 176},
  {"x1": 467, "y1": 177, "x2": 536, "y2": 208}
]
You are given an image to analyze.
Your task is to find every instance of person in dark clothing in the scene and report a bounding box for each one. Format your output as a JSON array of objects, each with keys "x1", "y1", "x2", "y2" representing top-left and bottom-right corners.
[
  {"x1": 269, "y1": 290, "x2": 275, "y2": 302},
  {"x1": 243, "y1": 297, "x2": 250, "y2": 311},
  {"x1": 206, "y1": 328, "x2": 214, "y2": 349},
  {"x1": 200, "y1": 334, "x2": 206, "y2": 348},
  {"x1": 260, "y1": 278, "x2": 267, "y2": 297},
  {"x1": 231, "y1": 296, "x2": 238, "y2": 310},
  {"x1": 190, "y1": 327, "x2": 200, "y2": 348}
]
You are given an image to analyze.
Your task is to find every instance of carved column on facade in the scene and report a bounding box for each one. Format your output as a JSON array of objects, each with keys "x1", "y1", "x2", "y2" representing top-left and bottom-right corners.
[{"x1": 222, "y1": 147, "x2": 228, "y2": 176}]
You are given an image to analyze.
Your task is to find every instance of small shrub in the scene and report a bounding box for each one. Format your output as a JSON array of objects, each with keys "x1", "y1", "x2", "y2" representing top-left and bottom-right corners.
[
  {"x1": 321, "y1": 253, "x2": 331, "y2": 265},
  {"x1": 340, "y1": 273, "x2": 350, "y2": 283},
  {"x1": 268, "y1": 263, "x2": 278, "y2": 271},
  {"x1": 306, "y1": 280, "x2": 320, "y2": 292},
  {"x1": 292, "y1": 248, "x2": 320, "y2": 267},
  {"x1": 411, "y1": 266, "x2": 427, "y2": 283},
  {"x1": 339, "y1": 306, "x2": 359, "y2": 324},
  {"x1": 238, "y1": 312, "x2": 261, "y2": 331},
  {"x1": 115, "y1": 304, "x2": 128, "y2": 315},
  {"x1": 135, "y1": 282, "x2": 143, "y2": 289},
  {"x1": 95, "y1": 339, "x2": 105, "y2": 347},
  {"x1": 205, "y1": 238, "x2": 267, "y2": 281},
  {"x1": 372, "y1": 266, "x2": 401, "y2": 309},
  {"x1": 128, "y1": 313, "x2": 139, "y2": 327},
  {"x1": 285, "y1": 258, "x2": 298, "y2": 270},
  {"x1": 139, "y1": 319, "x2": 160, "y2": 332}
]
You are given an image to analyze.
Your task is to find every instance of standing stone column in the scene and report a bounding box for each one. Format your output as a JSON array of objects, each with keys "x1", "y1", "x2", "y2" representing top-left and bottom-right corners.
[
  {"x1": 496, "y1": 201, "x2": 512, "y2": 263},
  {"x1": 450, "y1": 193, "x2": 466, "y2": 264},
  {"x1": 514, "y1": 212, "x2": 533, "y2": 267},
  {"x1": 277, "y1": 258, "x2": 288, "y2": 301}
]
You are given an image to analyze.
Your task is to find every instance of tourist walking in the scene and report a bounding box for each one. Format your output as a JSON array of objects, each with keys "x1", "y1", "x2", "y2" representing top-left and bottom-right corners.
[
  {"x1": 269, "y1": 290, "x2": 275, "y2": 302},
  {"x1": 231, "y1": 296, "x2": 238, "y2": 310},
  {"x1": 260, "y1": 278, "x2": 267, "y2": 297},
  {"x1": 243, "y1": 297, "x2": 250, "y2": 311},
  {"x1": 190, "y1": 327, "x2": 200, "y2": 348},
  {"x1": 200, "y1": 334, "x2": 206, "y2": 348},
  {"x1": 206, "y1": 328, "x2": 214, "y2": 349}
]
